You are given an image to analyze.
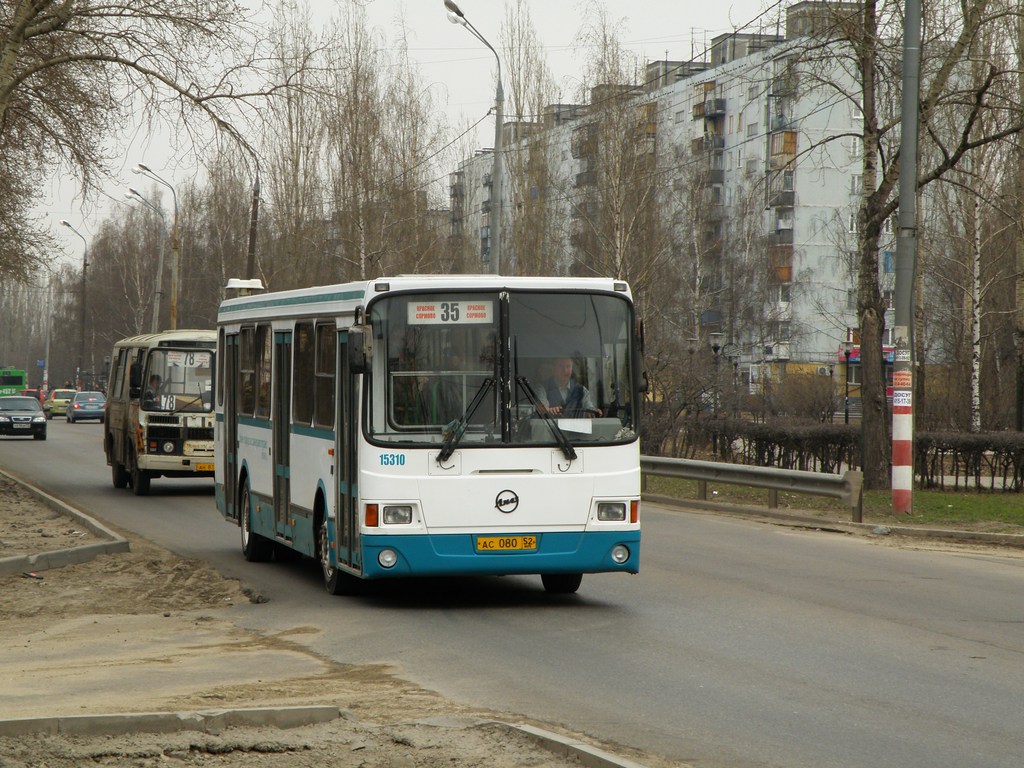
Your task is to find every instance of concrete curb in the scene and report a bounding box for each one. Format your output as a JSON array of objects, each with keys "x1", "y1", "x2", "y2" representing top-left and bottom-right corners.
[
  {"x1": 501, "y1": 722, "x2": 650, "y2": 768},
  {"x1": 0, "y1": 705, "x2": 345, "y2": 738},
  {"x1": 643, "y1": 492, "x2": 1024, "y2": 548},
  {"x1": 0, "y1": 707, "x2": 647, "y2": 767},
  {"x1": 0, "y1": 468, "x2": 130, "y2": 577}
]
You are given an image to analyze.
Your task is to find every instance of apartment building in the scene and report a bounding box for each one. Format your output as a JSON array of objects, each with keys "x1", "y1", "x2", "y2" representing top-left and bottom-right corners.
[{"x1": 449, "y1": 1, "x2": 885, "y2": 405}]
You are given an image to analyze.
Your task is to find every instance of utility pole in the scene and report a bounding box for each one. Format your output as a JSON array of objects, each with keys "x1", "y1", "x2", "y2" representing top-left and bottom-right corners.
[{"x1": 891, "y1": 0, "x2": 922, "y2": 513}]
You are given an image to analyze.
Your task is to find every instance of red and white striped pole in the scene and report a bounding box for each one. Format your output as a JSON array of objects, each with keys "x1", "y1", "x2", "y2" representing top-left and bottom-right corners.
[{"x1": 892, "y1": 335, "x2": 912, "y2": 513}]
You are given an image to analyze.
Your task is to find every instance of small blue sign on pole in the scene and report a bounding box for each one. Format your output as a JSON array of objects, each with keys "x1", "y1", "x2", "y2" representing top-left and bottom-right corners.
[{"x1": 36, "y1": 359, "x2": 45, "y2": 368}]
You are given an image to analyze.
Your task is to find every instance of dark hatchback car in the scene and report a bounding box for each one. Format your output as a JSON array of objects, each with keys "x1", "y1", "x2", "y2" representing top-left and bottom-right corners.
[
  {"x1": 67, "y1": 391, "x2": 106, "y2": 423},
  {"x1": 0, "y1": 396, "x2": 47, "y2": 440}
]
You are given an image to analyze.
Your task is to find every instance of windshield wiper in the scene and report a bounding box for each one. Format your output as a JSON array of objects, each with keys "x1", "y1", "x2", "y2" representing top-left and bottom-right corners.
[
  {"x1": 437, "y1": 377, "x2": 495, "y2": 463},
  {"x1": 516, "y1": 376, "x2": 577, "y2": 461}
]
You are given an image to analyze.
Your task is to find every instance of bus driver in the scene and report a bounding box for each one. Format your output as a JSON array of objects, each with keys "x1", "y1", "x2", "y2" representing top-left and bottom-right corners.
[{"x1": 535, "y1": 357, "x2": 602, "y2": 418}]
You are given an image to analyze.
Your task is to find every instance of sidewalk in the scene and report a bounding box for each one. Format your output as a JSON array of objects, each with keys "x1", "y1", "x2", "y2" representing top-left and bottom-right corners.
[{"x1": 0, "y1": 468, "x2": 657, "y2": 768}]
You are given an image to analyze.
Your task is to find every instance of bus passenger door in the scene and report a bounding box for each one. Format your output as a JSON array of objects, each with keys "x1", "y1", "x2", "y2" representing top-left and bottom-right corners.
[
  {"x1": 223, "y1": 334, "x2": 240, "y2": 522},
  {"x1": 335, "y1": 334, "x2": 360, "y2": 571},
  {"x1": 273, "y1": 331, "x2": 292, "y2": 539}
]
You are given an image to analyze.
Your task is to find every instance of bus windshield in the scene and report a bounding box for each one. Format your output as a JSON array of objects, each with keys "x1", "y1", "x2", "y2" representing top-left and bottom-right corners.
[
  {"x1": 142, "y1": 348, "x2": 214, "y2": 413},
  {"x1": 366, "y1": 290, "x2": 637, "y2": 447}
]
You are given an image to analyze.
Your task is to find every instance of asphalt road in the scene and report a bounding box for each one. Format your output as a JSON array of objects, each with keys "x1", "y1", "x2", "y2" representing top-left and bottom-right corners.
[{"x1": 3, "y1": 421, "x2": 1024, "y2": 768}]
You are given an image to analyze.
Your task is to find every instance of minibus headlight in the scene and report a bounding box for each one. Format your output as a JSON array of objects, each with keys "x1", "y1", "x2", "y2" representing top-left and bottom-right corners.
[
  {"x1": 162, "y1": 441, "x2": 175, "y2": 453},
  {"x1": 382, "y1": 505, "x2": 413, "y2": 524},
  {"x1": 378, "y1": 549, "x2": 398, "y2": 568},
  {"x1": 611, "y1": 545, "x2": 630, "y2": 564},
  {"x1": 597, "y1": 502, "x2": 627, "y2": 522}
]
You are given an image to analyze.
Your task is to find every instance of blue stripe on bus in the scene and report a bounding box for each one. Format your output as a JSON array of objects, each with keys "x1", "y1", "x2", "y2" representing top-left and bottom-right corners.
[
  {"x1": 220, "y1": 290, "x2": 365, "y2": 313},
  {"x1": 357, "y1": 530, "x2": 641, "y2": 579},
  {"x1": 238, "y1": 416, "x2": 272, "y2": 429},
  {"x1": 291, "y1": 423, "x2": 335, "y2": 439}
]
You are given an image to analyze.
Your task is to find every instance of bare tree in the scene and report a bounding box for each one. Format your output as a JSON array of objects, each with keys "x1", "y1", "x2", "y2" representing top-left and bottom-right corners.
[
  {"x1": 0, "y1": 0, "x2": 289, "y2": 280},
  {"x1": 787, "y1": 0, "x2": 1024, "y2": 488}
]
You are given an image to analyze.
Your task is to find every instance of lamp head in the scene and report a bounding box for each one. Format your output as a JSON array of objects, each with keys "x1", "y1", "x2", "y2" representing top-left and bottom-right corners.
[
  {"x1": 59, "y1": 219, "x2": 71, "y2": 227},
  {"x1": 444, "y1": 0, "x2": 464, "y2": 16},
  {"x1": 135, "y1": 163, "x2": 151, "y2": 173}
]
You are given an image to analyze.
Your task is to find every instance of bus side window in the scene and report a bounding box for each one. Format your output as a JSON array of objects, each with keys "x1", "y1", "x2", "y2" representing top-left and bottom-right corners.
[
  {"x1": 293, "y1": 322, "x2": 315, "y2": 425},
  {"x1": 240, "y1": 326, "x2": 256, "y2": 416},
  {"x1": 129, "y1": 361, "x2": 142, "y2": 398},
  {"x1": 314, "y1": 324, "x2": 336, "y2": 428}
]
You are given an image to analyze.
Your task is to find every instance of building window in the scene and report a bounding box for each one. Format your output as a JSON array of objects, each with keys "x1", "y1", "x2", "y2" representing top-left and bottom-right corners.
[
  {"x1": 849, "y1": 136, "x2": 862, "y2": 160},
  {"x1": 848, "y1": 212, "x2": 859, "y2": 233},
  {"x1": 850, "y1": 175, "x2": 862, "y2": 194}
]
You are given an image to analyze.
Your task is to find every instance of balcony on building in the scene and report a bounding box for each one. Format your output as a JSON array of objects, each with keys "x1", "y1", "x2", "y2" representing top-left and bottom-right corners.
[
  {"x1": 571, "y1": 123, "x2": 598, "y2": 159},
  {"x1": 767, "y1": 228, "x2": 794, "y2": 246},
  {"x1": 704, "y1": 168, "x2": 725, "y2": 184},
  {"x1": 771, "y1": 114, "x2": 792, "y2": 132},
  {"x1": 693, "y1": 97, "x2": 727, "y2": 120},
  {"x1": 692, "y1": 133, "x2": 725, "y2": 153}
]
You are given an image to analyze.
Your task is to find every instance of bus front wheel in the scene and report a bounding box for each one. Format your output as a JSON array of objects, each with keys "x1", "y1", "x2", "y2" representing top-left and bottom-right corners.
[
  {"x1": 130, "y1": 450, "x2": 151, "y2": 496},
  {"x1": 240, "y1": 485, "x2": 273, "y2": 562},
  {"x1": 318, "y1": 515, "x2": 360, "y2": 596},
  {"x1": 111, "y1": 459, "x2": 129, "y2": 489},
  {"x1": 541, "y1": 573, "x2": 583, "y2": 594}
]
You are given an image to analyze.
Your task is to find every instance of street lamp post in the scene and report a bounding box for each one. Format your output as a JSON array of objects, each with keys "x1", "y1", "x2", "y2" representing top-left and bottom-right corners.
[
  {"x1": 126, "y1": 188, "x2": 167, "y2": 333},
  {"x1": 841, "y1": 340, "x2": 854, "y2": 424},
  {"x1": 60, "y1": 220, "x2": 88, "y2": 389},
  {"x1": 444, "y1": 0, "x2": 503, "y2": 275},
  {"x1": 133, "y1": 164, "x2": 179, "y2": 328}
]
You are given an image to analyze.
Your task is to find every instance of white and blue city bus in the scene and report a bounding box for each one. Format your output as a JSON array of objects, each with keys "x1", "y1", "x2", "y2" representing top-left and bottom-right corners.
[{"x1": 214, "y1": 275, "x2": 643, "y2": 594}]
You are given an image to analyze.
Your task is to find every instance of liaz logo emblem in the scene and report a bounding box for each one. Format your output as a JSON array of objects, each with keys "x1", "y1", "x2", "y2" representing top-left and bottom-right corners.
[{"x1": 495, "y1": 490, "x2": 519, "y2": 513}]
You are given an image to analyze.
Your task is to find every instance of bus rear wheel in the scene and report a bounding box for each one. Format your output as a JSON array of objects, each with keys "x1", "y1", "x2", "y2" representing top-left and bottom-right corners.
[{"x1": 541, "y1": 573, "x2": 583, "y2": 594}]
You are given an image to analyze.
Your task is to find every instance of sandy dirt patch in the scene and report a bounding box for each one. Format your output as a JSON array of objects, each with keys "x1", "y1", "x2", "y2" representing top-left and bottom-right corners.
[{"x1": 0, "y1": 474, "x2": 678, "y2": 767}]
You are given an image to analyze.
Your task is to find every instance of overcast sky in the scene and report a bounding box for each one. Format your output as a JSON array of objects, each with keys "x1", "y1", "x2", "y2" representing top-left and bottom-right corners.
[
  {"x1": 49, "y1": 0, "x2": 780, "y2": 255},
  {"x1": 354, "y1": 0, "x2": 780, "y2": 129}
]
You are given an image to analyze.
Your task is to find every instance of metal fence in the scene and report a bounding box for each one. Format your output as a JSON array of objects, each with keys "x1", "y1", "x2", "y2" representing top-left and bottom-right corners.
[{"x1": 640, "y1": 455, "x2": 864, "y2": 523}]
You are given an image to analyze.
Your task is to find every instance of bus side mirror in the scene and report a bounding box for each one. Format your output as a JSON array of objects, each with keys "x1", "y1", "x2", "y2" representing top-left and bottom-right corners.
[
  {"x1": 634, "y1": 321, "x2": 648, "y2": 393},
  {"x1": 349, "y1": 327, "x2": 371, "y2": 373}
]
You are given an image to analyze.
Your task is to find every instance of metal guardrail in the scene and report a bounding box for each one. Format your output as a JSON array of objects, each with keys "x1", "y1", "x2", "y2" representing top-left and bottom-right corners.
[{"x1": 640, "y1": 455, "x2": 864, "y2": 523}]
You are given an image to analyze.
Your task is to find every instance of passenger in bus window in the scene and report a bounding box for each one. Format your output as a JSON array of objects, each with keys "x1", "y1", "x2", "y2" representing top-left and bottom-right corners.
[
  {"x1": 144, "y1": 375, "x2": 162, "y2": 408},
  {"x1": 536, "y1": 357, "x2": 602, "y2": 418}
]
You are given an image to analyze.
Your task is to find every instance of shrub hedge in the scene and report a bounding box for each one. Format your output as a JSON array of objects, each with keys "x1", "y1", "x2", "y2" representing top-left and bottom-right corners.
[{"x1": 676, "y1": 417, "x2": 1024, "y2": 491}]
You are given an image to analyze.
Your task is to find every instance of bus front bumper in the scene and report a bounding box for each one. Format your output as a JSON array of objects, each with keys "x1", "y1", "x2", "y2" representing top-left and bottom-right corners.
[{"x1": 357, "y1": 529, "x2": 640, "y2": 579}]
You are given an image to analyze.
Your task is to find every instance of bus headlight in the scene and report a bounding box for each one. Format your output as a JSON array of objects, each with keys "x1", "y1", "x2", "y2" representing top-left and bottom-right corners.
[
  {"x1": 597, "y1": 502, "x2": 626, "y2": 522},
  {"x1": 378, "y1": 549, "x2": 399, "y2": 568},
  {"x1": 382, "y1": 505, "x2": 413, "y2": 524},
  {"x1": 162, "y1": 441, "x2": 175, "y2": 454},
  {"x1": 611, "y1": 545, "x2": 630, "y2": 564}
]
